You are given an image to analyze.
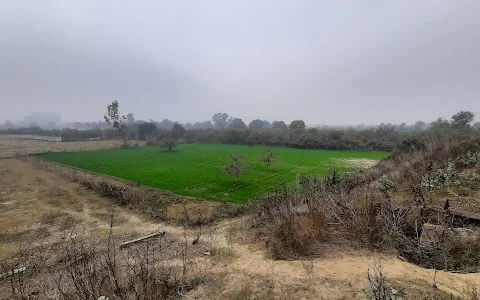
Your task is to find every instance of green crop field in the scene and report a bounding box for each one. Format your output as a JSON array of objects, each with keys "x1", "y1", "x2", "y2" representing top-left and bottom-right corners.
[{"x1": 37, "y1": 144, "x2": 390, "y2": 203}]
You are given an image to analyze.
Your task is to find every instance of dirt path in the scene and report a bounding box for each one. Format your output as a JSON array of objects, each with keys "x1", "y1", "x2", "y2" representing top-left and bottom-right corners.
[{"x1": 1, "y1": 157, "x2": 480, "y2": 299}]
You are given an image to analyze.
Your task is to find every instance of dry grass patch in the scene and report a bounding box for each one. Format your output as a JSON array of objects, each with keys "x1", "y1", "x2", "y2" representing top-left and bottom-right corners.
[{"x1": 40, "y1": 210, "x2": 76, "y2": 231}]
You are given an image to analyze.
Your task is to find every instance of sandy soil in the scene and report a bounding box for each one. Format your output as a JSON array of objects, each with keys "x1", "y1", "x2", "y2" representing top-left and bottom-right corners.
[
  {"x1": 1, "y1": 142, "x2": 480, "y2": 299},
  {"x1": 0, "y1": 139, "x2": 145, "y2": 158},
  {"x1": 0, "y1": 158, "x2": 169, "y2": 260}
]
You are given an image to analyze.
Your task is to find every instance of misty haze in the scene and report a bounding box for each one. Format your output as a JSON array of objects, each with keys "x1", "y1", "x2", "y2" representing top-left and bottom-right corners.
[
  {"x1": 1, "y1": 1, "x2": 479, "y2": 125},
  {"x1": 1, "y1": 1, "x2": 480, "y2": 300}
]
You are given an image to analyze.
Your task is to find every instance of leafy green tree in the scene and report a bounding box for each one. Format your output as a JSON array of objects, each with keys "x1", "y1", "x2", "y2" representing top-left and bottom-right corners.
[
  {"x1": 104, "y1": 100, "x2": 128, "y2": 142},
  {"x1": 474, "y1": 122, "x2": 480, "y2": 130},
  {"x1": 428, "y1": 118, "x2": 451, "y2": 140},
  {"x1": 229, "y1": 118, "x2": 246, "y2": 129},
  {"x1": 248, "y1": 119, "x2": 264, "y2": 128},
  {"x1": 451, "y1": 111, "x2": 475, "y2": 130},
  {"x1": 222, "y1": 154, "x2": 250, "y2": 185},
  {"x1": 289, "y1": 120, "x2": 306, "y2": 130},
  {"x1": 258, "y1": 148, "x2": 277, "y2": 172},
  {"x1": 171, "y1": 122, "x2": 186, "y2": 139},
  {"x1": 262, "y1": 120, "x2": 272, "y2": 128},
  {"x1": 272, "y1": 121, "x2": 288, "y2": 130},
  {"x1": 138, "y1": 122, "x2": 157, "y2": 140},
  {"x1": 212, "y1": 113, "x2": 231, "y2": 129}
]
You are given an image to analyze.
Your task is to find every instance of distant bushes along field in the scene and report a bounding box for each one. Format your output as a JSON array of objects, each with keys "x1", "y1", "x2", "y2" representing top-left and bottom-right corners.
[{"x1": 2, "y1": 110, "x2": 478, "y2": 151}]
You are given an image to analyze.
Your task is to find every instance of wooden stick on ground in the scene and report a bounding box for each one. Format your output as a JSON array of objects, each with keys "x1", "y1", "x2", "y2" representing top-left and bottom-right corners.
[{"x1": 120, "y1": 231, "x2": 166, "y2": 249}]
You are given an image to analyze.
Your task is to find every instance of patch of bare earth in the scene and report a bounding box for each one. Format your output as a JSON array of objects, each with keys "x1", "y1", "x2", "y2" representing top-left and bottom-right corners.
[
  {"x1": 0, "y1": 139, "x2": 145, "y2": 158},
  {"x1": 1, "y1": 156, "x2": 480, "y2": 299},
  {"x1": 0, "y1": 158, "x2": 169, "y2": 259},
  {"x1": 334, "y1": 158, "x2": 380, "y2": 169}
]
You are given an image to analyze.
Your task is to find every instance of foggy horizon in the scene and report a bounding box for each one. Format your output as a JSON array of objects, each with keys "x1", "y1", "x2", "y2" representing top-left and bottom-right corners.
[
  {"x1": 1, "y1": 1, "x2": 479, "y2": 125},
  {"x1": 4, "y1": 109, "x2": 478, "y2": 128}
]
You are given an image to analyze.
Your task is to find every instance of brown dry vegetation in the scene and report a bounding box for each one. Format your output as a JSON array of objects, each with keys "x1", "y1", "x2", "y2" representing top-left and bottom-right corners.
[
  {"x1": 2, "y1": 139, "x2": 480, "y2": 299},
  {"x1": 0, "y1": 139, "x2": 146, "y2": 159}
]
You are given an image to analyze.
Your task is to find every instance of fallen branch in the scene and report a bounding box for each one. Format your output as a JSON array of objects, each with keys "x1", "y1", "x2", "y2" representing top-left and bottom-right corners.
[
  {"x1": 0, "y1": 266, "x2": 27, "y2": 279},
  {"x1": 120, "y1": 232, "x2": 166, "y2": 249}
]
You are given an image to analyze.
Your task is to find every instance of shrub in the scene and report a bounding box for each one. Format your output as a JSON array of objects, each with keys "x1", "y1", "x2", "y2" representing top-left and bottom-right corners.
[
  {"x1": 364, "y1": 263, "x2": 398, "y2": 300},
  {"x1": 421, "y1": 162, "x2": 459, "y2": 191},
  {"x1": 456, "y1": 151, "x2": 480, "y2": 166},
  {"x1": 267, "y1": 213, "x2": 331, "y2": 259},
  {"x1": 374, "y1": 174, "x2": 395, "y2": 191}
]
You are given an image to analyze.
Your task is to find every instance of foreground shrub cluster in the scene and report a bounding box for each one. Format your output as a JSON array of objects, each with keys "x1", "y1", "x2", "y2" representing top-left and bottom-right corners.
[
  {"x1": 0, "y1": 231, "x2": 205, "y2": 300},
  {"x1": 251, "y1": 135, "x2": 480, "y2": 272}
]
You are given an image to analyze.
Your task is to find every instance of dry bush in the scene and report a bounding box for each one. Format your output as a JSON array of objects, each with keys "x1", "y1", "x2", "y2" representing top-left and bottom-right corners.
[
  {"x1": 267, "y1": 213, "x2": 331, "y2": 259},
  {"x1": 364, "y1": 263, "x2": 396, "y2": 300},
  {"x1": 0, "y1": 244, "x2": 46, "y2": 300},
  {"x1": 0, "y1": 228, "x2": 207, "y2": 300},
  {"x1": 145, "y1": 133, "x2": 159, "y2": 146},
  {"x1": 253, "y1": 135, "x2": 480, "y2": 273},
  {"x1": 300, "y1": 260, "x2": 316, "y2": 283},
  {"x1": 400, "y1": 231, "x2": 480, "y2": 273}
]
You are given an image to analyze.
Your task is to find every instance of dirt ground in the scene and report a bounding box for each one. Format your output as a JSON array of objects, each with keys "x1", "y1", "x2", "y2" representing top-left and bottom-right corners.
[
  {"x1": 0, "y1": 139, "x2": 145, "y2": 158},
  {"x1": 1, "y1": 140, "x2": 480, "y2": 299}
]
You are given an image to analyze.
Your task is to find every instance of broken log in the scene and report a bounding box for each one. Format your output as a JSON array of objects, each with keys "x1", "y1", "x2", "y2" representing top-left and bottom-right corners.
[{"x1": 120, "y1": 231, "x2": 166, "y2": 249}]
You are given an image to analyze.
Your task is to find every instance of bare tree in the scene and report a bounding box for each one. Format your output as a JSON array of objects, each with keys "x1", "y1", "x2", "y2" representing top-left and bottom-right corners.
[
  {"x1": 258, "y1": 148, "x2": 277, "y2": 172},
  {"x1": 222, "y1": 154, "x2": 250, "y2": 185},
  {"x1": 162, "y1": 138, "x2": 177, "y2": 152}
]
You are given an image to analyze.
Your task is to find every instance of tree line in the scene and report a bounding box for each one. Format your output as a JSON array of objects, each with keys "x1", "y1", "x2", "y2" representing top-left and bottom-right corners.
[
  {"x1": 139, "y1": 110, "x2": 479, "y2": 152},
  {"x1": 1, "y1": 102, "x2": 478, "y2": 152}
]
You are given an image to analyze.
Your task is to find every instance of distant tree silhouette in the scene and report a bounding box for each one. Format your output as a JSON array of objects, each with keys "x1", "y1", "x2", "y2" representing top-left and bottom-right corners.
[
  {"x1": 104, "y1": 100, "x2": 128, "y2": 142},
  {"x1": 212, "y1": 113, "x2": 230, "y2": 129},
  {"x1": 451, "y1": 111, "x2": 475, "y2": 130},
  {"x1": 249, "y1": 119, "x2": 264, "y2": 128},
  {"x1": 289, "y1": 120, "x2": 306, "y2": 130},
  {"x1": 229, "y1": 118, "x2": 247, "y2": 129},
  {"x1": 272, "y1": 121, "x2": 288, "y2": 130}
]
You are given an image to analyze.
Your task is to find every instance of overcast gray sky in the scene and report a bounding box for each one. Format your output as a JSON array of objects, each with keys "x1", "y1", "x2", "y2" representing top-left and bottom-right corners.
[{"x1": 1, "y1": 1, "x2": 479, "y2": 125}]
